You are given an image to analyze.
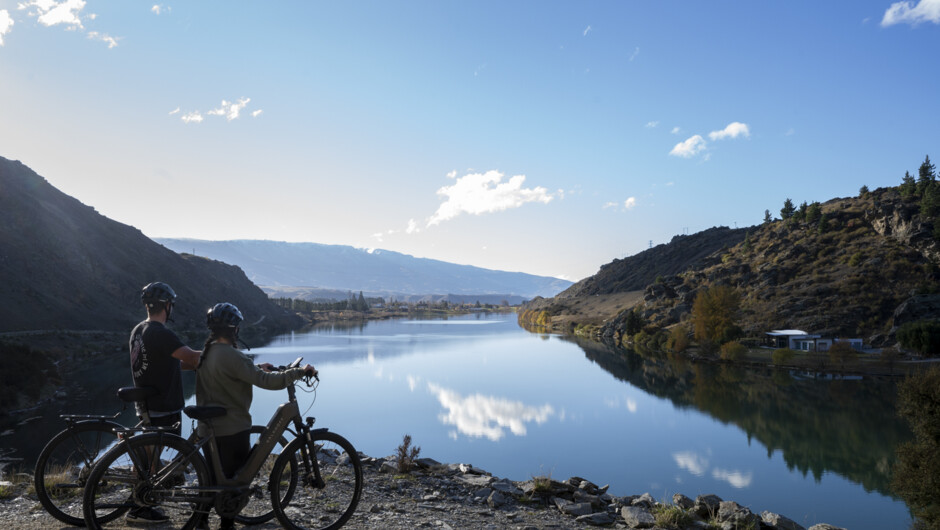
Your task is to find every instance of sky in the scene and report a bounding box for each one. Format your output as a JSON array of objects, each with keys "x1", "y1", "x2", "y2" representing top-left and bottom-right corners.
[{"x1": 1, "y1": 1, "x2": 939, "y2": 282}]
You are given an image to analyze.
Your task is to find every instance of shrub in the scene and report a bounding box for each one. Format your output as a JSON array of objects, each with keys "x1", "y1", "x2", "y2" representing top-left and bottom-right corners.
[
  {"x1": 772, "y1": 348, "x2": 796, "y2": 365},
  {"x1": 719, "y1": 341, "x2": 748, "y2": 361},
  {"x1": 653, "y1": 504, "x2": 695, "y2": 528},
  {"x1": 847, "y1": 252, "x2": 863, "y2": 267},
  {"x1": 828, "y1": 341, "x2": 858, "y2": 370},
  {"x1": 898, "y1": 320, "x2": 940, "y2": 357},
  {"x1": 666, "y1": 326, "x2": 690, "y2": 353},
  {"x1": 395, "y1": 434, "x2": 421, "y2": 473}
]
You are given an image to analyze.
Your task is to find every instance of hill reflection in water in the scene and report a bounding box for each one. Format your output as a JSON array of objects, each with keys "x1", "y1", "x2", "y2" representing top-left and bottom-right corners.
[{"x1": 567, "y1": 336, "x2": 911, "y2": 498}]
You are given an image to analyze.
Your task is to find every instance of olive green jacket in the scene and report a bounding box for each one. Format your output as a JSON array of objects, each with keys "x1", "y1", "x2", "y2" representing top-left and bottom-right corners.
[{"x1": 194, "y1": 342, "x2": 304, "y2": 437}]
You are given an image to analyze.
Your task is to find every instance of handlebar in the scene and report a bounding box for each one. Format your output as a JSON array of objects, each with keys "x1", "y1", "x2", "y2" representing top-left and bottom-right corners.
[{"x1": 273, "y1": 357, "x2": 318, "y2": 384}]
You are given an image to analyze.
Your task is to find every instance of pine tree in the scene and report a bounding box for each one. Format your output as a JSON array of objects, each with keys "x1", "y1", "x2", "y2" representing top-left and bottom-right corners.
[
  {"x1": 763, "y1": 209, "x2": 772, "y2": 223},
  {"x1": 806, "y1": 202, "x2": 822, "y2": 224},
  {"x1": 901, "y1": 171, "x2": 917, "y2": 198},
  {"x1": 780, "y1": 198, "x2": 796, "y2": 220}
]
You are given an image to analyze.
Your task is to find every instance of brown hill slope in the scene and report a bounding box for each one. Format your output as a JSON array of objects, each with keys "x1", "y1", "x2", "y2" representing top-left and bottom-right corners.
[
  {"x1": 0, "y1": 156, "x2": 300, "y2": 336},
  {"x1": 523, "y1": 185, "x2": 940, "y2": 346}
]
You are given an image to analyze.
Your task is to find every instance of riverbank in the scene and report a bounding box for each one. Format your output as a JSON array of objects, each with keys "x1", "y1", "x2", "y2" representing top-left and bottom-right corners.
[{"x1": 0, "y1": 451, "x2": 846, "y2": 530}]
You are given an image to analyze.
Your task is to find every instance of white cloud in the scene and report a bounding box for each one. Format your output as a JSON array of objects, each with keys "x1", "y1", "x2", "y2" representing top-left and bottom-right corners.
[
  {"x1": 427, "y1": 170, "x2": 554, "y2": 227},
  {"x1": 670, "y1": 126, "x2": 681, "y2": 135},
  {"x1": 251, "y1": 109, "x2": 263, "y2": 118},
  {"x1": 168, "y1": 107, "x2": 180, "y2": 115},
  {"x1": 446, "y1": 170, "x2": 457, "y2": 179},
  {"x1": 673, "y1": 451, "x2": 709, "y2": 476},
  {"x1": 207, "y1": 97, "x2": 251, "y2": 121},
  {"x1": 629, "y1": 46, "x2": 640, "y2": 61},
  {"x1": 87, "y1": 30, "x2": 117, "y2": 48},
  {"x1": 151, "y1": 4, "x2": 166, "y2": 15},
  {"x1": 645, "y1": 121, "x2": 659, "y2": 128},
  {"x1": 882, "y1": 0, "x2": 940, "y2": 26},
  {"x1": 583, "y1": 25, "x2": 592, "y2": 36},
  {"x1": 181, "y1": 111, "x2": 203, "y2": 124},
  {"x1": 0, "y1": 10, "x2": 13, "y2": 45},
  {"x1": 712, "y1": 468, "x2": 753, "y2": 488},
  {"x1": 602, "y1": 201, "x2": 618, "y2": 209},
  {"x1": 669, "y1": 135, "x2": 706, "y2": 158},
  {"x1": 708, "y1": 122, "x2": 750, "y2": 141},
  {"x1": 406, "y1": 218, "x2": 419, "y2": 234},
  {"x1": 427, "y1": 382, "x2": 554, "y2": 441},
  {"x1": 624, "y1": 197, "x2": 637, "y2": 209},
  {"x1": 24, "y1": 0, "x2": 86, "y2": 28}
]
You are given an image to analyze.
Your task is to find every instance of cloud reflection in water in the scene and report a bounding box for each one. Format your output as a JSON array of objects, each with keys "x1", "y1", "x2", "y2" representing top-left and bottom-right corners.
[{"x1": 427, "y1": 383, "x2": 554, "y2": 441}]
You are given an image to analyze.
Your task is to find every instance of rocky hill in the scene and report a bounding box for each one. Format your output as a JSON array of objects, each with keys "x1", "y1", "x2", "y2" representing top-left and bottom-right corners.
[
  {"x1": 523, "y1": 181, "x2": 940, "y2": 347},
  {"x1": 0, "y1": 156, "x2": 300, "y2": 336}
]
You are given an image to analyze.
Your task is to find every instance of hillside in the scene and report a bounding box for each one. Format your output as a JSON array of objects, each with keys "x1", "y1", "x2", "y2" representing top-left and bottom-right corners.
[
  {"x1": 154, "y1": 238, "x2": 572, "y2": 299},
  {"x1": 0, "y1": 156, "x2": 300, "y2": 336},
  {"x1": 523, "y1": 183, "x2": 940, "y2": 347}
]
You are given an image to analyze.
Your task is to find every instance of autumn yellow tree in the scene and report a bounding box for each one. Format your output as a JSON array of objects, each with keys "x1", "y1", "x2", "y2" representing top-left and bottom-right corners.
[{"x1": 691, "y1": 285, "x2": 741, "y2": 353}]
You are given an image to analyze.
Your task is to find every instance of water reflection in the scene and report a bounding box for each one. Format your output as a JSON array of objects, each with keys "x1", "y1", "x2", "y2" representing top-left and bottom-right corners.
[
  {"x1": 569, "y1": 336, "x2": 910, "y2": 497},
  {"x1": 426, "y1": 383, "x2": 555, "y2": 441}
]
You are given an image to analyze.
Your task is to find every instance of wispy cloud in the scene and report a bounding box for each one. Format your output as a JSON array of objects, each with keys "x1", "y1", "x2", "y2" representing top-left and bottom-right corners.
[
  {"x1": 708, "y1": 122, "x2": 750, "y2": 140},
  {"x1": 583, "y1": 25, "x2": 592, "y2": 36},
  {"x1": 629, "y1": 46, "x2": 640, "y2": 61},
  {"x1": 673, "y1": 451, "x2": 709, "y2": 476},
  {"x1": 712, "y1": 468, "x2": 753, "y2": 488},
  {"x1": 87, "y1": 30, "x2": 117, "y2": 48},
  {"x1": 670, "y1": 135, "x2": 706, "y2": 158},
  {"x1": 624, "y1": 197, "x2": 637, "y2": 209},
  {"x1": 670, "y1": 126, "x2": 681, "y2": 135},
  {"x1": 645, "y1": 121, "x2": 659, "y2": 128},
  {"x1": 151, "y1": 4, "x2": 169, "y2": 15},
  {"x1": 882, "y1": 0, "x2": 940, "y2": 26},
  {"x1": 251, "y1": 109, "x2": 263, "y2": 118},
  {"x1": 0, "y1": 10, "x2": 13, "y2": 45},
  {"x1": 22, "y1": 0, "x2": 86, "y2": 28},
  {"x1": 207, "y1": 97, "x2": 251, "y2": 121},
  {"x1": 427, "y1": 170, "x2": 555, "y2": 227},
  {"x1": 181, "y1": 111, "x2": 203, "y2": 124},
  {"x1": 406, "y1": 218, "x2": 419, "y2": 234},
  {"x1": 168, "y1": 107, "x2": 180, "y2": 115}
]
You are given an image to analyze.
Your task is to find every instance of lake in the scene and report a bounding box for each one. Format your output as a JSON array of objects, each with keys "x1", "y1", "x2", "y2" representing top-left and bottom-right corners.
[{"x1": 0, "y1": 312, "x2": 913, "y2": 529}]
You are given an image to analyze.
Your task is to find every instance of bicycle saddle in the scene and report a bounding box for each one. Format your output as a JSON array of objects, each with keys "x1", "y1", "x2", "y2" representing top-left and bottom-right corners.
[
  {"x1": 183, "y1": 405, "x2": 227, "y2": 420},
  {"x1": 116, "y1": 386, "x2": 158, "y2": 403}
]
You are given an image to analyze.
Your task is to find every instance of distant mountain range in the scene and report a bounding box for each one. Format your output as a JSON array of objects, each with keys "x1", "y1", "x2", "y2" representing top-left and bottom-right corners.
[
  {"x1": 0, "y1": 156, "x2": 299, "y2": 335},
  {"x1": 154, "y1": 238, "x2": 572, "y2": 300}
]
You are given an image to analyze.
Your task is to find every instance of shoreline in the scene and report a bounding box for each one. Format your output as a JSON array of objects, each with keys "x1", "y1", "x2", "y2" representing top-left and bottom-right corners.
[{"x1": 0, "y1": 451, "x2": 847, "y2": 530}]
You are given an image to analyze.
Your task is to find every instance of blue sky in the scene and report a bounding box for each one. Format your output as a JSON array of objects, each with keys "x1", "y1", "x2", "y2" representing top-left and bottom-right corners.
[{"x1": 1, "y1": 1, "x2": 939, "y2": 282}]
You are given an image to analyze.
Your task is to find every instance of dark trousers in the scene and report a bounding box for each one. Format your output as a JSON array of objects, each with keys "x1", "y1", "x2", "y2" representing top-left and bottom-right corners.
[
  {"x1": 149, "y1": 412, "x2": 182, "y2": 436},
  {"x1": 203, "y1": 429, "x2": 251, "y2": 529}
]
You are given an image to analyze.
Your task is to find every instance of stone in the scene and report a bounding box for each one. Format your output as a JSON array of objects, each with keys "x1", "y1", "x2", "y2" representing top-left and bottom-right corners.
[
  {"x1": 621, "y1": 505, "x2": 656, "y2": 528},
  {"x1": 631, "y1": 492, "x2": 655, "y2": 508},
  {"x1": 762, "y1": 511, "x2": 806, "y2": 530},
  {"x1": 576, "y1": 512, "x2": 616, "y2": 526},
  {"x1": 415, "y1": 457, "x2": 442, "y2": 469},
  {"x1": 455, "y1": 474, "x2": 495, "y2": 487},
  {"x1": 486, "y1": 491, "x2": 508, "y2": 509},
  {"x1": 673, "y1": 493, "x2": 694, "y2": 509},
  {"x1": 561, "y1": 502, "x2": 593, "y2": 516},
  {"x1": 379, "y1": 461, "x2": 398, "y2": 474},
  {"x1": 694, "y1": 493, "x2": 723, "y2": 518},
  {"x1": 808, "y1": 525, "x2": 848, "y2": 530},
  {"x1": 717, "y1": 501, "x2": 760, "y2": 528},
  {"x1": 490, "y1": 478, "x2": 523, "y2": 497}
]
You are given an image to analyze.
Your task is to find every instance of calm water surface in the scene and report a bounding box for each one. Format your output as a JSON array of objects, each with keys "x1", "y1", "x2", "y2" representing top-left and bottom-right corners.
[{"x1": 1, "y1": 313, "x2": 912, "y2": 529}]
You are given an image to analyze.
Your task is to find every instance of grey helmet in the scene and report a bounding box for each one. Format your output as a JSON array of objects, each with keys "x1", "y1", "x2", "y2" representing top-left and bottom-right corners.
[
  {"x1": 206, "y1": 303, "x2": 244, "y2": 329},
  {"x1": 141, "y1": 282, "x2": 177, "y2": 309}
]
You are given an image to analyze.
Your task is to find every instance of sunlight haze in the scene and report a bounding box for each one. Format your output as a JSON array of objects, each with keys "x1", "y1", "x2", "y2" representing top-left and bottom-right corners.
[{"x1": 1, "y1": 1, "x2": 939, "y2": 281}]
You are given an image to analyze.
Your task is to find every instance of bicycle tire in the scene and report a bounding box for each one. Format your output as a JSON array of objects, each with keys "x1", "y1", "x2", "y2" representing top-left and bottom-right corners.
[
  {"x1": 269, "y1": 430, "x2": 362, "y2": 530},
  {"x1": 34, "y1": 419, "x2": 124, "y2": 526},
  {"x1": 82, "y1": 431, "x2": 211, "y2": 530},
  {"x1": 234, "y1": 425, "x2": 298, "y2": 525}
]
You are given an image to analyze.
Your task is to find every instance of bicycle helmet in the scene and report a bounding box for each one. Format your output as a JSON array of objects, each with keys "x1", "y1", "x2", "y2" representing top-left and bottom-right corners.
[
  {"x1": 207, "y1": 303, "x2": 244, "y2": 329},
  {"x1": 141, "y1": 282, "x2": 177, "y2": 308}
]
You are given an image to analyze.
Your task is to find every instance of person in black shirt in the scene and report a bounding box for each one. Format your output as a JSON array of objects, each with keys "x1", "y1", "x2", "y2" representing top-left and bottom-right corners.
[{"x1": 127, "y1": 281, "x2": 202, "y2": 524}]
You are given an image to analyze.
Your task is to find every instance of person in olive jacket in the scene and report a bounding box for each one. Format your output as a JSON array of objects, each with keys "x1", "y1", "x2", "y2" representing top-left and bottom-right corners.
[{"x1": 195, "y1": 302, "x2": 316, "y2": 530}]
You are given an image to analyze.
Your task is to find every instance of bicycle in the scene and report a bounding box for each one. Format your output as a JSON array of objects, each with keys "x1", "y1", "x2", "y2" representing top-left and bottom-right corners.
[
  {"x1": 82, "y1": 358, "x2": 363, "y2": 530},
  {"x1": 35, "y1": 387, "x2": 288, "y2": 527}
]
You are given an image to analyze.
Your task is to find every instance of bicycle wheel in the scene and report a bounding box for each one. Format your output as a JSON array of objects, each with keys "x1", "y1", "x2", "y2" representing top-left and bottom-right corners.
[
  {"x1": 34, "y1": 420, "x2": 123, "y2": 526},
  {"x1": 269, "y1": 430, "x2": 362, "y2": 530},
  {"x1": 82, "y1": 432, "x2": 211, "y2": 530},
  {"x1": 235, "y1": 425, "x2": 298, "y2": 525}
]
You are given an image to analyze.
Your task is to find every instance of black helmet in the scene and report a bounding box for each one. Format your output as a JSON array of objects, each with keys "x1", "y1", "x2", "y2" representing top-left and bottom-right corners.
[
  {"x1": 141, "y1": 282, "x2": 177, "y2": 308},
  {"x1": 207, "y1": 303, "x2": 243, "y2": 329}
]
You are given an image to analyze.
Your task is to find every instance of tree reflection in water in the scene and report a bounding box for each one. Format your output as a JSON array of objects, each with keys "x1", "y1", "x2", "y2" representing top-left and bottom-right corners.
[{"x1": 564, "y1": 336, "x2": 911, "y2": 498}]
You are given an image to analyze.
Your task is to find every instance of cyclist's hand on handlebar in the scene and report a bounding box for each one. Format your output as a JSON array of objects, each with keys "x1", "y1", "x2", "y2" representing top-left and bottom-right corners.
[
  {"x1": 302, "y1": 364, "x2": 318, "y2": 379},
  {"x1": 257, "y1": 362, "x2": 275, "y2": 372}
]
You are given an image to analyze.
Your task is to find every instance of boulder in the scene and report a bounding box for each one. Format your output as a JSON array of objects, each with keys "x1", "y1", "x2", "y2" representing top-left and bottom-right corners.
[
  {"x1": 762, "y1": 511, "x2": 806, "y2": 530},
  {"x1": 673, "y1": 493, "x2": 694, "y2": 510},
  {"x1": 808, "y1": 525, "x2": 847, "y2": 530},
  {"x1": 576, "y1": 512, "x2": 616, "y2": 526},
  {"x1": 621, "y1": 506, "x2": 656, "y2": 528},
  {"x1": 717, "y1": 501, "x2": 760, "y2": 528},
  {"x1": 693, "y1": 494, "x2": 723, "y2": 518}
]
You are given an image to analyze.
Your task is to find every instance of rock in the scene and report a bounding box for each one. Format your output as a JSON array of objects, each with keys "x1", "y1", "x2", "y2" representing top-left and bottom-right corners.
[
  {"x1": 490, "y1": 478, "x2": 523, "y2": 497},
  {"x1": 415, "y1": 457, "x2": 442, "y2": 469},
  {"x1": 560, "y1": 502, "x2": 593, "y2": 517},
  {"x1": 808, "y1": 525, "x2": 847, "y2": 530},
  {"x1": 621, "y1": 505, "x2": 656, "y2": 528},
  {"x1": 455, "y1": 474, "x2": 495, "y2": 487},
  {"x1": 694, "y1": 493, "x2": 723, "y2": 518},
  {"x1": 379, "y1": 461, "x2": 398, "y2": 474},
  {"x1": 631, "y1": 492, "x2": 656, "y2": 508},
  {"x1": 718, "y1": 501, "x2": 760, "y2": 528},
  {"x1": 576, "y1": 511, "x2": 616, "y2": 525},
  {"x1": 762, "y1": 511, "x2": 805, "y2": 530},
  {"x1": 673, "y1": 493, "x2": 694, "y2": 509},
  {"x1": 485, "y1": 491, "x2": 508, "y2": 509}
]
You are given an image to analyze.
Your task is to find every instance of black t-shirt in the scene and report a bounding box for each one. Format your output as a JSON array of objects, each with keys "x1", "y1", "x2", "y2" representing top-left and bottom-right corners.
[{"x1": 129, "y1": 320, "x2": 186, "y2": 415}]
